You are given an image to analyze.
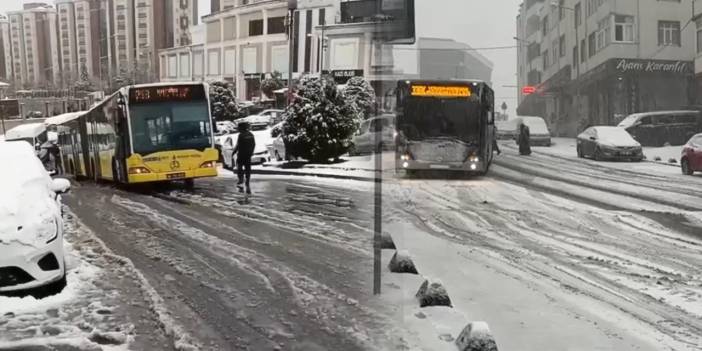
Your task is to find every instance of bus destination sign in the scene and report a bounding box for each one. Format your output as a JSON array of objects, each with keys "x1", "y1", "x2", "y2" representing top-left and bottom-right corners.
[
  {"x1": 410, "y1": 85, "x2": 471, "y2": 98},
  {"x1": 130, "y1": 85, "x2": 206, "y2": 104}
]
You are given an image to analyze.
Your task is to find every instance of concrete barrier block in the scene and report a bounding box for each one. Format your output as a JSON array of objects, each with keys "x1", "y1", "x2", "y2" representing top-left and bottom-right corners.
[
  {"x1": 388, "y1": 250, "x2": 418, "y2": 274},
  {"x1": 415, "y1": 278, "x2": 451, "y2": 307},
  {"x1": 380, "y1": 232, "x2": 396, "y2": 249},
  {"x1": 455, "y1": 321, "x2": 498, "y2": 351}
]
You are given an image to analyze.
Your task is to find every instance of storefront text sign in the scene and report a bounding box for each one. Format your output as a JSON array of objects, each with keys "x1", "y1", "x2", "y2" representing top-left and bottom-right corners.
[
  {"x1": 330, "y1": 69, "x2": 364, "y2": 84},
  {"x1": 615, "y1": 59, "x2": 691, "y2": 74}
]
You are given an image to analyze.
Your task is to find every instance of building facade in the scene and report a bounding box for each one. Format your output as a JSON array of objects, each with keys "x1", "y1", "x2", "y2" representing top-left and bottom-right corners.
[
  {"x1": 160, "y1": 0, "x2": 335, "y2": 101},
  {"x1": 7, "y1": 4, "x2": 61, "y2": 88},
  {"x1": 0, "y1": 15, "x2": 12, "y2": 82},
  {"x1": 417, "y1": 37, "x2": 493, "y2": 83},
  {"x1": 517, "y1": 0, "x2": 696, "y2": 137}
]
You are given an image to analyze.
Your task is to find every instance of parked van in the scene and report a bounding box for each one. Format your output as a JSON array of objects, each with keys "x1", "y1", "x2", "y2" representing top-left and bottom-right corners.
[
  {"x1": 4, "y1": 122, "x2": 48, "y2": 152},
  {"x1": 617, "y1": 110, "x2": 702, "y2": 146}
]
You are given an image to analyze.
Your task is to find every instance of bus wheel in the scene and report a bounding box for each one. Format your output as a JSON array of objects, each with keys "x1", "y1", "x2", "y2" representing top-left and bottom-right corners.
[{"x1": 184, "y1": 179, "x2": 195, "y2": 189}]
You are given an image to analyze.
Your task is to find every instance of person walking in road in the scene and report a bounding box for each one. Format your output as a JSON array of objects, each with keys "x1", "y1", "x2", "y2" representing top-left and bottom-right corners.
[
  {"x1": 517, "y1": 123, "x2": 532, "y2": 156},
  {"x1": 232, "y1": 122, "x2": 256, "y2": 192}
]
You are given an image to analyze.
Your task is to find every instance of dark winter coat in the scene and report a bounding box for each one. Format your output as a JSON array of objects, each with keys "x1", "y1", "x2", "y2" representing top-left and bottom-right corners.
[
  {"x1": 517, "y1": 125, "x2": 531, "y2": 155},
  {"x1": 233, "y1": 131, "x2": 256, "y2": 161}
]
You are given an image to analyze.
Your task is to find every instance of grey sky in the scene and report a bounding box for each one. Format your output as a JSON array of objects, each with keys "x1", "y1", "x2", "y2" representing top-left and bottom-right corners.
[{"x1": 406, "y1": 0, "x2": 523, "y2": 116}]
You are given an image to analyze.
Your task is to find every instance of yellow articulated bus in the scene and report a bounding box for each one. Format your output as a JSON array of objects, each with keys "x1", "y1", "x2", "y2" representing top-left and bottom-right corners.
[{"x1": 53, "y1": 82, "x2": 218, "y2": 186}]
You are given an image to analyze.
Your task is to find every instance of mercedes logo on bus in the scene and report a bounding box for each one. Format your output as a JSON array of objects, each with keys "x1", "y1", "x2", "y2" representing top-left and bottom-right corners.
[{"x1": 170, "y1": 156, "x2": 181, "y2": 170}]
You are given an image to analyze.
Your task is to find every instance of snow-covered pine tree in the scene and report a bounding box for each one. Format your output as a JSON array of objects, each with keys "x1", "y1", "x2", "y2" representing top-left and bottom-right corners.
[
  {"x1": 344, "y1": 76, "x2": 376, "y2": 120},
  {"x1": 280, "y1": 75, "x2": 358, "y2": 162},
  {"x1": 209, "y1": 81, "x2": 239, "y2": 123},
  {"x1": 261, "y1": 71, "x2": 284, "y2": 98}
]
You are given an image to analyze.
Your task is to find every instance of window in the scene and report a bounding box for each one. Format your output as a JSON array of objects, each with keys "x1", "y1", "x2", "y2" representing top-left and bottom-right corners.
[
  {"x1": 596, "y1": 17, "x2": 610, "y2": 51},
  {"x1": 588, "y1": 32, "x2": 596, "y2": 57},
  {"x1": 267, "y1": 16, "x2": 285, "y2": 34},
  {"x1": 552, "y1": 39, "x2": 558, "y2": 64},
  {"x1": 319, "y1": 8, "x2": 326, "y2": 25},
  {"x1": 559, "y1": 35, "x2": 566, "y2": 57},
  {"x1": 658, "y1": 21, "x2": 681, "y2": 46},
  {"x1": 614, "y1": 15, "x2": 634, "y2": 42},
  {"x1": 574, "y1": 2, "x2": 582, "y2": 27},
  {"x1": 528, "y1": 42, "x2": 541, "y2": 61},
  {"x1": 573, "y1": 46, "x2": 578, "y2": 67},
  {"x1": 558, "y1": 0, "x2": 565, "y2": 20},
  {"x1": 542, "y1": 50, "x2": 549, "y2": 69},
  {"x1": 542, "y1": 15, "x2": 549, "y2": 35},
  {"x1": 248, "y1": 19, "x2": 263, "y2": 36}
]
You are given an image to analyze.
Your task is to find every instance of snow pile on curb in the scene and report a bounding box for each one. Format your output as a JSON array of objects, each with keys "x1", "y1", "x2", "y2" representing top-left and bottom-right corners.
[
  {"x1": 415, "y1": 278, "x2": 452, "y2": 308},
  {"x1": 387, "y1": 250, "x2": 418, "y2": 274},
  {"x1": 456, "y1": 321, "x2": 499, "y2": 351}
]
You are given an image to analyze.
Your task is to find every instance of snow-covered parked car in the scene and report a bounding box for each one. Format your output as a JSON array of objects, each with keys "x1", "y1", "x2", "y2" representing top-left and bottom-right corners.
[
  {"x1": 681, "y1": 133, "x2": 702, "y2": 175},
  {"x1": 0, "y1": 141, "x2": 71, "y2": 294},
  {"x1": 350, "y1": 114, "x2": 395, "y2": 155},
  {"x1": 215, "y1": 121, "x2": 237, "y2": 134},
  {"x1": 236, "y1": 109, "x2": 284, "y2": 129},
  {"x1": 576, "y1": 126, "x2": 643, "y2": 161},
  {"x1": 4, "y1": 122, "x2": 48, "y2": 154},
  {"x1": 495, "y1": 119, "x2": 519, "y2": 140},
  {"x1": 515, "y1": 116, "x2": 551, "y2": 146},
  {"x1": 221, "y1": 124, "x2": 274, "y2": 169}
]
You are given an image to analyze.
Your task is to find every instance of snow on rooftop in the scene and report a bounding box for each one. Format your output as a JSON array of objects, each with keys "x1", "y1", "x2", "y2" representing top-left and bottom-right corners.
[
  {"x1": 4, "y1": 122, "x2": 45, "y2": 140},
  {"x1": 44, "y1": 111, "x2": 85, "y2": 126}
]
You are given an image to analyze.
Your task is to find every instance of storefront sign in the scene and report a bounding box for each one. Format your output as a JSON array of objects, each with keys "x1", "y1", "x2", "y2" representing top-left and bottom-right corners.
[
  {"x1": 244, "y1": 73, "x2": 264, "y2": 80},
  {"x1": 614, "y1": 59, "x2": 691, "y2": 74},
  {"x1": 330, "y1": 69, "x2": 364, "y2": 84}
]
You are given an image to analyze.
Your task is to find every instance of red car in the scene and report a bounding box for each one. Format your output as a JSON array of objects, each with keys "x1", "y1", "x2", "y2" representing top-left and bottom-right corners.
[{"x1": 681, "y1": 133, "x2": 702, "y2": 175}]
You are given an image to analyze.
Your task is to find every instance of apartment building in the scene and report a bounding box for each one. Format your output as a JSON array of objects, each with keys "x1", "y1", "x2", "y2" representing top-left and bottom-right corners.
[
  {"x1": 0, "y1": 15, "x2": 12, "y2": 81},
  {"x1": 517, "y1": 0, "x2": 696, "y2": 136},
  {"x1": 7, "y1": 3, "x2": 61, "y2": 88}
]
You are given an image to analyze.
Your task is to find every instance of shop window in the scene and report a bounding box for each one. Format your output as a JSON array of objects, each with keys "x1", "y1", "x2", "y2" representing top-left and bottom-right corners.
[
  {"x1": 614, "y1": 15, "x2": 634, "y2": 42},
  {"x1": 658, "y1": 21, "x2": 681, "y2": 46}
]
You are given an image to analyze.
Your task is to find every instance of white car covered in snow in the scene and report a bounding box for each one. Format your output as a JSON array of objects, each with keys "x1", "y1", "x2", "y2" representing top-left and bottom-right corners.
[
  {"x1": 221, "y1": 124, "x2": 274, "y2": 169},
  {"x1": 0, "y1": 141, "x2": 71, "y2": 293},
  {"x1": 576, "y1": 126, "x2": 644, "y2": 161}
]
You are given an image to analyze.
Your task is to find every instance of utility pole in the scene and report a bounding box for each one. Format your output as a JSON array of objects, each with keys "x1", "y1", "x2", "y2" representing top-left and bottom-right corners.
[{"x1": 287, "y1": 0, "x2": 297, "y2": 105}]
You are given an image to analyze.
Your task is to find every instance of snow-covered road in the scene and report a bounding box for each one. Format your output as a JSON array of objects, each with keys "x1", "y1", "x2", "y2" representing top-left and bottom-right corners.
[{"x1": 17, "y1": 143, "x2": 702, "y2": 350}]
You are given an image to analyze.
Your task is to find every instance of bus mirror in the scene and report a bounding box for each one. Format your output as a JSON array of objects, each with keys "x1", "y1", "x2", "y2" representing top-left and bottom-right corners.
[{"x1": 117, "y1": 96, "x2": 126, "y2": 106}]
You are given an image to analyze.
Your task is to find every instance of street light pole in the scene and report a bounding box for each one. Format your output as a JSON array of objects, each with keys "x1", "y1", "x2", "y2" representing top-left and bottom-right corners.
[{"x1": 287, "y1": 0, "x2": 297, "y2": 105}]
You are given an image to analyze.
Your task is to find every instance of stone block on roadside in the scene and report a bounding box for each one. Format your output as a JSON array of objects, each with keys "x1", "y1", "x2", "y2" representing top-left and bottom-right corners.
[
  {"x1": 388, "y1": 250, "x2": 418, "y2": 274},
  {"x1": 456, "y1": 321, "x2": 499, "y2": 351},
  {"x1": 380, "y1": 232, "x2": 396, "y2": 250},
  {"x1": 415, "y1": 278, "x2": 451, "y2": 307}
]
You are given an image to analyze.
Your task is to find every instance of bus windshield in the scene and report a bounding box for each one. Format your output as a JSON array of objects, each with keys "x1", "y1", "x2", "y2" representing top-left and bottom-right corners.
[
  {"x1": 399, "y1": 97, "x2": 481, "y2": 145},
  {"x1": 129, "y1": 101, "x2": 212, "y2": 155}
]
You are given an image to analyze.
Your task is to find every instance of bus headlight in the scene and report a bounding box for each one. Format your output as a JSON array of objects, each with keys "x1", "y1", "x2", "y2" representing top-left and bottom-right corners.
[
  {"x1": 470, "y1": 164, "x2": 477, "y2": 170},
  {"x1": 128, "y1": 166, "x2": 151, "y2": 174},
  {"x1": 469, "y1": 156, "x2": 479, "y2": 163},
  {"x1": 199, "y1": 161, "x2": 216, "y2": 168}
]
